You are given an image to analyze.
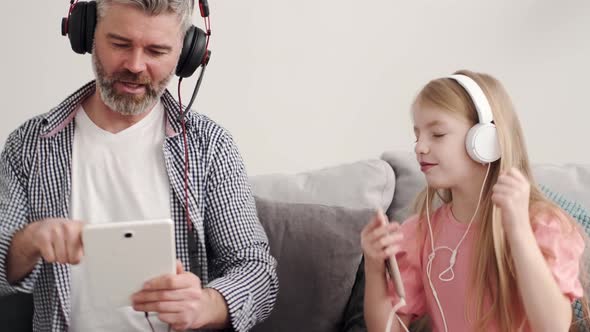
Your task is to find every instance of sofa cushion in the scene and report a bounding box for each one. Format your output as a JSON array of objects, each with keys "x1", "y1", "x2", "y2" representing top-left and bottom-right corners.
[
  {"x1": 534, "y1": 164, "x2": 590, "y2": 210},
  {"x1": 252, "y1": 197, "x2": 371, "y2": 332},
  {"x1": 250, "y1": 159, "x2": 395, "y2": 212},
  {"x1": 380, "y1": 151, "x2": 425, "y2": 222}
]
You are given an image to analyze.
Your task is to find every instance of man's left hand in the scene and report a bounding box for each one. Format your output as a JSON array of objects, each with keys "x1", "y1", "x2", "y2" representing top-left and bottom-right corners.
[{"x1": 132, "y1": 260, "x2": 227, "y2": 331}]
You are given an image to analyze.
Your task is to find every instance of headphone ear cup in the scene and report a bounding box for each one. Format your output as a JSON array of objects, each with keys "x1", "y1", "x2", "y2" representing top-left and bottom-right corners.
[
  {"x1": 176, "y1": 25, "x2": 207, "y2": 78},
  {"x1": 465, "y1": 123, "x2": 501, "y2": 164},
  {"x1": 67, "y1": 2, "x2": 88, "y2": 54},
  {"x1": 84, "y1": 1, "x2": 97, "y2": 54}
]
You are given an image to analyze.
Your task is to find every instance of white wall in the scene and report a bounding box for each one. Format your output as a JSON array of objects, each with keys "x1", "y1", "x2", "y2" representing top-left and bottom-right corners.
[{"x1": 1, "y1": 1, "x2": 589, "y2": 175}]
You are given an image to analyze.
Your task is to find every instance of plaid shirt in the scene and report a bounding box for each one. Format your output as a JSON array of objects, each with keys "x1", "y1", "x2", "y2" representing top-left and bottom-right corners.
[{"x1": 0, "y1": 81, "x2": 278, "y2": 332}]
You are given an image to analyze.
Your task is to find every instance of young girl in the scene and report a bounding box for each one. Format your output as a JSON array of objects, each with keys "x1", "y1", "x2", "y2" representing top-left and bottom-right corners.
[{"x1": 361, "y1": 70, "x2": 587, "y2": 332}]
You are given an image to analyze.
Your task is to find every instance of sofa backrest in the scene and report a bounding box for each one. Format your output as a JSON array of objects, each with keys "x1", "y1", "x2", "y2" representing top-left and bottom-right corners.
[
  {"x1": 250, "y1": 159, "x2": 395, "y2": 212},
  {"x1": 533, "y1": 164, "x2": 590, "y2": 211}
]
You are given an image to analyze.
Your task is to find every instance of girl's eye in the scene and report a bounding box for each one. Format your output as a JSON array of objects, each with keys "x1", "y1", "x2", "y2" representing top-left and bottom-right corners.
[{"x1": 433, "y1": 134, "x2": 446, "y2": 138}]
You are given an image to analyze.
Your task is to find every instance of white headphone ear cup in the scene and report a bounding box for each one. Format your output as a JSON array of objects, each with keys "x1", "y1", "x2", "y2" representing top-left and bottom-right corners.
[{"x1": 465, "y1": 123, "x2": 500, "y2": 164}]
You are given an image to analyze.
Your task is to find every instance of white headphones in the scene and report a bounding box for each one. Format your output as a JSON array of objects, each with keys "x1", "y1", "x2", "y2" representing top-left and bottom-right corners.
[{"x1": 448, "y1": 74, "x2": 501, "y2": 164}]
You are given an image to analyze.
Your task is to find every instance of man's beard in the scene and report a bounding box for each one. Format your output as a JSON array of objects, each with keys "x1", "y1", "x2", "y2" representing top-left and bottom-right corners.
[{"x1": 91, "y1": 49, "x2": 175, "y2": 116}]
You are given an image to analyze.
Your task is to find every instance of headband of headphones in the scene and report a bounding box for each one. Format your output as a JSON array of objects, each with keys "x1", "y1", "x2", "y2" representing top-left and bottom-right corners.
[{"x1": 448, "y1": 74, "x2": 493, "y2": 125}]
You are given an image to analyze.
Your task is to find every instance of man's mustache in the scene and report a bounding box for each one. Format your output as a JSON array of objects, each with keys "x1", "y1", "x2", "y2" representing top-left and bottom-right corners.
[{"x1": 110, "y1": 70, "x2": 152, "y2": 85}]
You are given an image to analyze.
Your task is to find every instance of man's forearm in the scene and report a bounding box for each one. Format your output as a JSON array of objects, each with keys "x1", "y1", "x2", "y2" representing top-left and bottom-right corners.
[{"x1": 6, "y1": 224, "x2": 39, "y2": 285}]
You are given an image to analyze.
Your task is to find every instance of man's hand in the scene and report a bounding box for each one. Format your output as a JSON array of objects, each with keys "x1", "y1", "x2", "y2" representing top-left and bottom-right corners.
[
  {"x1": 8, "y1": 218, "x2": 85, "y2": 284},
  {"x1": 132, "y1": 260, "x2": 230, "y2": 331},
  {"x1": 26, "y1": 218, "x2": 85, "y2": 264}
]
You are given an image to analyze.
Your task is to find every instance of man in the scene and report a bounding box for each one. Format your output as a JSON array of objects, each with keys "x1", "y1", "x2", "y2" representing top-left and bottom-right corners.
[{"x1": 0, "y1": 1, "x2": 278, "y2": 331}]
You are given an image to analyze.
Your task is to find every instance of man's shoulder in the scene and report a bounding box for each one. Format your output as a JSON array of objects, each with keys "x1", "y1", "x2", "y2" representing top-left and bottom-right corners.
[
  {"x1": 1, "y1": 113, "x2": 50, "y2": 169},
  {"x1": 6, "y1": 113, "x2": 49, "y2": 145},
  {"x1": 8, "y1": 81, "x2": 95, "y2": 146},
  {"x1": 186, "y1": 112, "x2": 235, "y2": 146}
]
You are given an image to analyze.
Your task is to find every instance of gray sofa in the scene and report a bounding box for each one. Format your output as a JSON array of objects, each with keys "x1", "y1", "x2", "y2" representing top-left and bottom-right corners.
[
  {"x1": 250, "y1": 150, "x2": 590, "y2": 332},
  {"x1": 1, "y1": 151, "x2": 589, "y2": 331}
]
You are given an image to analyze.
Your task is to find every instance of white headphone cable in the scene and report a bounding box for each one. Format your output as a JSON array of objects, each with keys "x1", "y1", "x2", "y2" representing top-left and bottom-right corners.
[
  {"x1": 385, "y1": 297, "x2": 409, "y2": 332},
  {"x1": 425, "y1": 163, "x2": 491, "y2": 332}
]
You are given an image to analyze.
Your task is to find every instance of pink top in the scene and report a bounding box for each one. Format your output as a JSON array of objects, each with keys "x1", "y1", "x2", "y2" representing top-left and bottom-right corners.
[{"x1": 389, "y1": 204, "x2": 584, "y2": 331}]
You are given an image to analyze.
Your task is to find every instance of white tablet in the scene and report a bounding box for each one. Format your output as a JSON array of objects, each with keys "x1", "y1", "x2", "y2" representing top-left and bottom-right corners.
[{"x1": 81, "y1": 219, "x2": 177, "y2": 308}]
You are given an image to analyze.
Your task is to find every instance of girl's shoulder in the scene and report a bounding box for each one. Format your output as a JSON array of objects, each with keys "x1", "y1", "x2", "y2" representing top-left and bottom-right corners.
[
  {"x1": 530, "y1": 201, "x2": 580, "y2": 235},
  {"x1": 529, "y1": 202, "x2": 586, "y2": 301}
]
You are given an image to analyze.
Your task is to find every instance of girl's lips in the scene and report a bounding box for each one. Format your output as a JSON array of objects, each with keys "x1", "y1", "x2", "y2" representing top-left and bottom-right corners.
[{"x1": 420, "y1": 162, "x2": 437, "y2": 172}]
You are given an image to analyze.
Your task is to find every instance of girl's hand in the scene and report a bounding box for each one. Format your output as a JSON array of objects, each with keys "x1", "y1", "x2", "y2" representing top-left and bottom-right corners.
[
  {"x1": 491, "y1": 167, "x2": 531, "y2": 234},
  {"x1": 360, "y1": 210, "x2": 404, "y2": 272}
]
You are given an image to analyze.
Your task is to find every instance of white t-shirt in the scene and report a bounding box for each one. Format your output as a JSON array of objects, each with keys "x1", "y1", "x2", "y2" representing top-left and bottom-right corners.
[{"x1": 69, "y1": 103, "x2": 172, "y2": 332}]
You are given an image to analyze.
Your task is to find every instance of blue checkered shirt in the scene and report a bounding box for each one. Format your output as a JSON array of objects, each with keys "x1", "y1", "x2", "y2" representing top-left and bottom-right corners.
[{"x1": 0, "y1": 81, "x2": 278, "y2": 332}]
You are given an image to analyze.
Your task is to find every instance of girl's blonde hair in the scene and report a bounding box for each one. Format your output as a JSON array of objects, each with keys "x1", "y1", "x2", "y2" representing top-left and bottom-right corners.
[{"x1": 411, "y1": 69, "x2": 589, "y2": 331}]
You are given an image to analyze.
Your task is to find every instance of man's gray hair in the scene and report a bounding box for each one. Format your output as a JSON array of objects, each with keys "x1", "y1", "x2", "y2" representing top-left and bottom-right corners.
[{"x1": 96, "y1": 0, "x2": 194, "y2": 33}]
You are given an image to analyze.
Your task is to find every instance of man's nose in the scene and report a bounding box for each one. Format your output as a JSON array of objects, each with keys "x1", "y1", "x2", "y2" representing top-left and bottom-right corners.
[{"x1": 123, "y1": 49, "x2": 147, "y2": 74}]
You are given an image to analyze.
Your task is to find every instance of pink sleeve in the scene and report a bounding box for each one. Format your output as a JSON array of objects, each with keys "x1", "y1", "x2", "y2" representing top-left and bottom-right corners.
[
  {"x1": 388, "y1": 215, "x2": 427, "y2": 318},
  {"x1": 532, "y1": 213, "x2": 585, "y2": 302}
]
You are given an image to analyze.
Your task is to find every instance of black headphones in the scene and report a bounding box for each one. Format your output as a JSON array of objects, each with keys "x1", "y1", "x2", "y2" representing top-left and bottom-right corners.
[{"x1": 61, "y1": 0, "x2": 211, "y2": 78}]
